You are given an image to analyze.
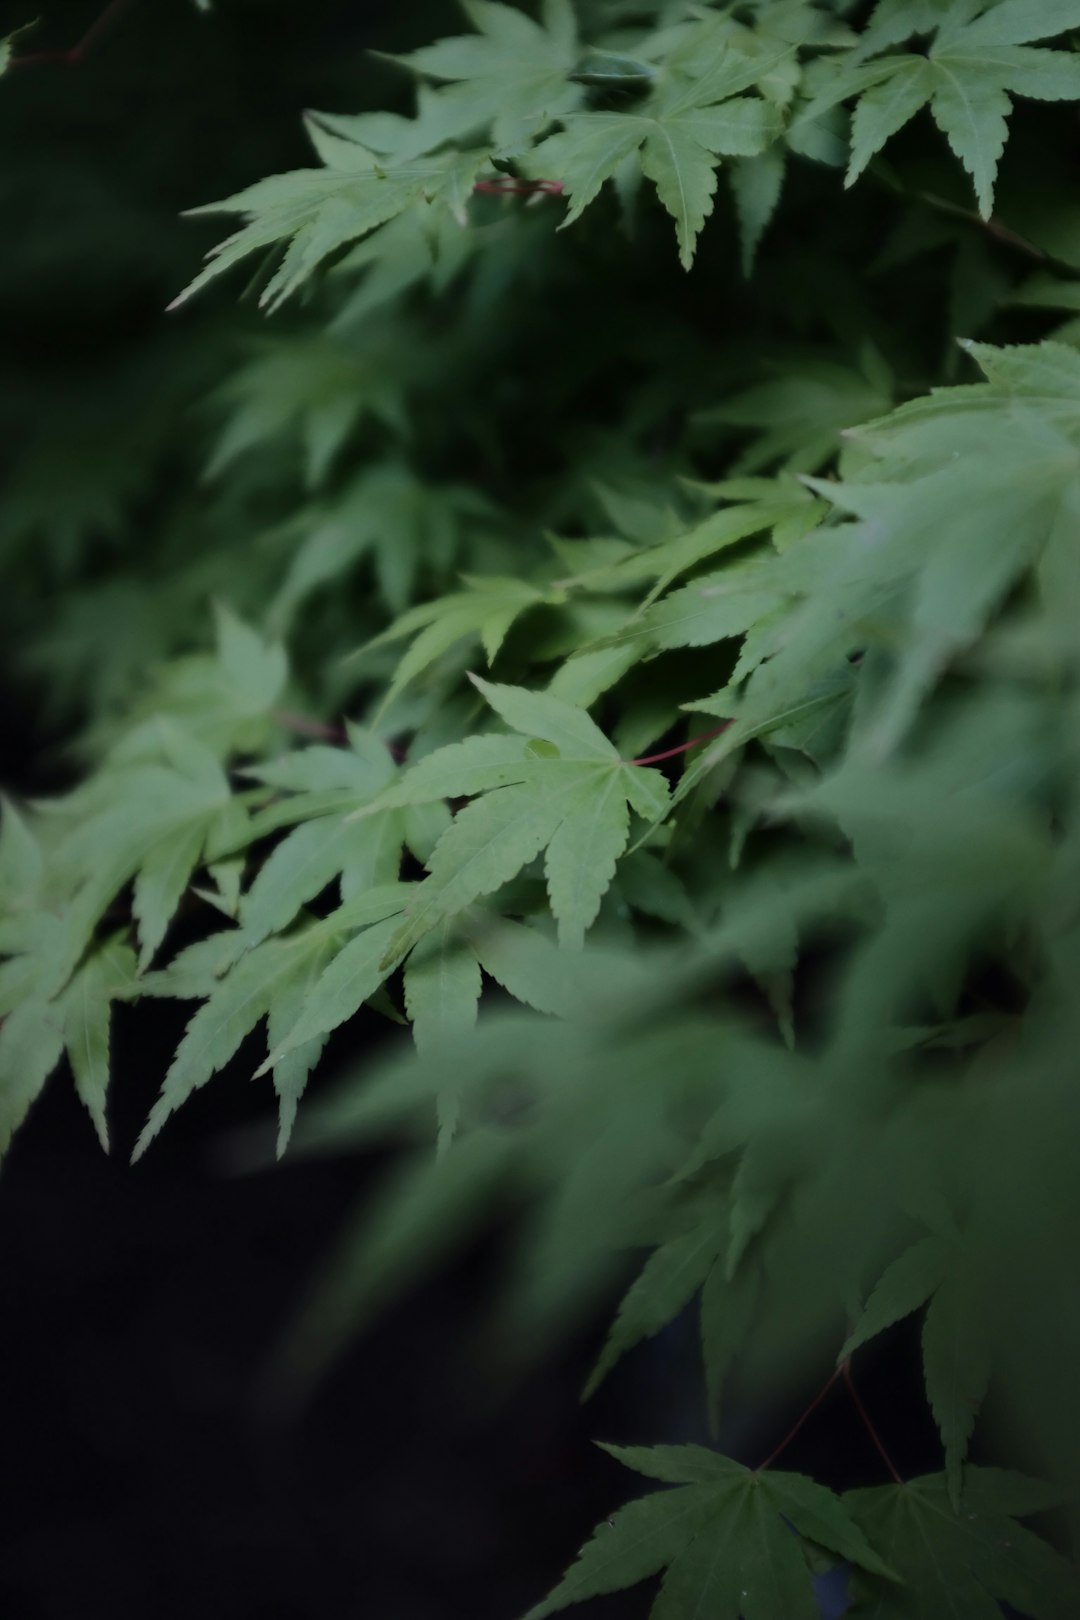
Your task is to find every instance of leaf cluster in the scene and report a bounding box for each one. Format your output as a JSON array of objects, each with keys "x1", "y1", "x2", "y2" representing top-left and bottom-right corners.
[{"x1": 6, "y1": 3, "x2": 1080, "y2": 1617}]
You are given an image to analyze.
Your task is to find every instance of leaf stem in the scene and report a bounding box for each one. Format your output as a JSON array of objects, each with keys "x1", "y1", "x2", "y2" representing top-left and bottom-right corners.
[
  {"x1": 842, "y1": 1360, "x2": 904, "y2": 1485},
  {"x1": 628, "y1": 722, "x2": 730, "y2": 767},
  {"x1": 755, "y1": 1365, "x2": 843, "y2": 1472}
]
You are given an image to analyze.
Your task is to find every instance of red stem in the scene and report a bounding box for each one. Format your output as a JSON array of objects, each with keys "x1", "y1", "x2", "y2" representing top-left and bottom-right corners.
[
  {"x1": 10, "y1": 0, "x2": 136, "y2": 67},
  {"x1": 843, "y1": 1361, "x2": 904, "y2": 1484},
  {"x1": 755, "y1": 1366, "x2": 843, "y2": 1473},
  {"x1": 628, "y1": 721, "x2": 730, "y2": 767}
]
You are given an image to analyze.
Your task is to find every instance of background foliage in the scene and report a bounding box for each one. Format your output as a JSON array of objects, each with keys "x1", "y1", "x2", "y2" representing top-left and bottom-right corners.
[{"x1": 4, "y1": 2, "x2": 1080, "y2": 1615}]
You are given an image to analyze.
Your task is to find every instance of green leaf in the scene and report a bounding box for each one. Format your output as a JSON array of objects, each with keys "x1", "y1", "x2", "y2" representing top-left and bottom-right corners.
[
  {"x1": 258, "y1": 910, "x2": 407, "y2": 1071},
  {"x1": 465, "y1": 914, "x2": 580, "y2": 1014},
  {"x1": 531, "y1": 41, "x2": 782, "y2": 265},
  {"x1": 132, "y1": 896, "x2": 407, "y2": 1158},
  {"x1": 584, "y1": 1196, "x2": 729, "y2": 1398},
  {"x1": 60, "y1": 939, "x2": 137, "y2": 1152},
  {"x1": 392, "y1": 0, "x2": 582, "y2": 151},
  {"x1": 384, "y1": 779, "x2": 571, "y2": 960},
  {"x1": 847, "y1": 58, "x2": 936, "y2": 187},
  {"x1": 846, "y1": 1468, "x2": 1080, "y2": 1619},
  {"x1": 241, "y1": 810, "x2": 403, "y2": 946},
  {"x1": 214, "y1": 604, "x2": 287, "y2": 715},
  {"x1": 267, "y1": 933, "x2": 337, "y2": 1158},
  {"x1": 356, "y1": 579, "x2": 547, "y2": 711},
  {"x1": 544, "y1": 769, "x2": 629, "y2": 948},
  {"x1": 0, "y1": 21, "x2": 34, "y2": 75},
  {"x1": 351, "y1": 735, "x2": 535, "y2": 816},
  {"x1": 922, "y1": 1268, "x2": 991, "y2": 1507},
  {"x1": 132, "y1": 819, "x2": 208, "y2": 971},
  {"x1": 528, "y1": 1444, "x2": 894, "y2": 1619},
  {"x1": 403, "y1": 921, "x2": 482, "y2": 1052},
  {"x1": 841, "y1": 1234, "x2": 951, "y2": 1359},
  {"x1": 271, "y1": 1132, "x2": 508, "y2": 1397},
  {"x1": 821, "y1": 0, "x2": 1080, "y2": 215},
  {"x1": 470, "y1": 673, "x2": 618, "y2": 760},
  {"x1": 729, "y1": 147, "x2": 786, "y2": 275},
  {"x1": 171, "y1": 150, "x2": 486, "y2": 311},
  {"x1": 0, "y1": 998, "x2": 65, "y2": 1160}
]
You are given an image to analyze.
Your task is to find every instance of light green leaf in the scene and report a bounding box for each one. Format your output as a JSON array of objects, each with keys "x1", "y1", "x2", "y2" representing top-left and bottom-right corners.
[
  {"x1": 929, "y1": 68, "x2": 1010, "y2": 219},
  {"x1": 0, "y1": 998, "x2": 66, "y2": 1160},
  {"x1": 847, "y1": 58, "x2": 934, "y2": 186},
  {"x1": 728, "y1": 146, "x2": 786, "y2": 275},
  {"x1": 531, "y1": 45, "x2": 781, "y2": 263},
  {"x1": 214, "y1": 604, "x2": 287, "y2": 714},
  {"x1": 61, "y1": 940, "x2": 137, "y2": 1152},
  {"x1": 349, "y1": 734, "x2": 534, "y2": 817},
  {"x1": 260, "y1": 912, "x2": 407, "y2": 1070},
  {"x1": 133, "y1": 819, "x2": 208, "y2": 970},
  {"x1": 393, "y1": 0, "x2": 582, "y2": 150},
  {"x1": 544, "y1": 768, "x2": 630, "y2": 948},
  {"x1": 240, "y1": 812, "x2": 403, "y2": 946},
  {"x1": 134, "y1": 927, "x2": 339, "y2": 1158},
  {"x1": 403, "y1": 921, "x2": 483, "y2": 1052},
  {"x1": 469, "y1": 674, "x2": 618, "y2": 760},
  {"x1": 268, "y1": 934, "x2": 337, "y2": 1158},
  {"x1": 384, "y1": 780, "x2": 570, "y2": 960},
  {"x1": 464, "y1": 915, "x2": 576, "y2": 1015}
]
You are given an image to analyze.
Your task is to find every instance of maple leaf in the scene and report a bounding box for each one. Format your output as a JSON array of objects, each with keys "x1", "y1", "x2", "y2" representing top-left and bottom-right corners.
[
  {"x1": 673, "y1": 338, "x2": 1080, "y2": 811},
  {"x1": 525, "y1": 1441, "x2": 896, "y2": 1620},
  {"x1": 269, "y1": 464, "x2": 496, "y2": 626},
  {"x1": 583, "y1": 1190, "x2": 731, "y2": 1399},
  {"x1": 530, "y1": 38, "x2": 783, "y2": 266},
  {"x1": 42, "y1": 722, "x2": 238, "y2": 976},
  {"x1": 207, "y1": 333, "x2": 411, "y2": 490},
  {"x1": 170, "y1": 125, "x2": 487, "y2": 313},
  {"x1": 696, "y1": 348, "x2": 894, "y2": 475},
  {"x1": 358, "y1": 676, "x2": 669, "y2": 961},
  {"x1": 841, "y1": 1230, "x2": 992, "y2": 1507},
  {"x1": 236, "y1": 728, "x2": 406, "y2": 948},
  {"x1": 728, "y1": 146, "x2": 787, "y2": 274},
  {"x1": 845, "y1": 1467, "x2": 1080, "y2": 1619},
  {"x1": 0, "y1": 933, "x2": 136, "y2": 1158},
  {"x1": 801, "y1": 0, "x2": 1080, "y2": 216},
  {"x1": 351, "y1": 576, "x2": 554, "y2": 713},
  {"x1": 103, "y1": 603, "x2": 287, "y2": 762},
  {"x1": 389, "y1": 0, "x2": 583, "y2": 153},
  {"x1": 134, "y1": 883, "x2": 414, "y2": 1159}
]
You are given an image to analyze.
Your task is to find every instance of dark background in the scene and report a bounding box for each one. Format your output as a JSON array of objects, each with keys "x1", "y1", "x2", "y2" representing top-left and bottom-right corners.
[{"x1": 0, "y1": 4, "x2": 941, "y2": 1617}]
